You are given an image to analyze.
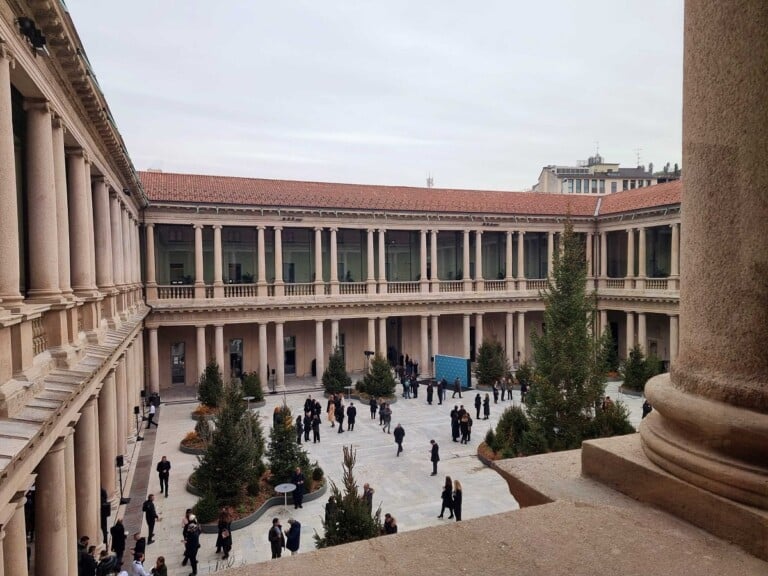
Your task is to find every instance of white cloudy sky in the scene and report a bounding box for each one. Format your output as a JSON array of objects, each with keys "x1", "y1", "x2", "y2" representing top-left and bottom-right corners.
[{"x1": 66, "y1": 0, "x2": 683, "y2": 190}]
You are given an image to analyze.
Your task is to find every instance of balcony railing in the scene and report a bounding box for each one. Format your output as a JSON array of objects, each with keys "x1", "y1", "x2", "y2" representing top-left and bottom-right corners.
[
  {"x1": 205, "y1": 286, "x2": 214, "y2": 298},
  {"x1": 32, "y1": 316, "x2": 47, "y2": 356},
  {"x1": 225, "y1": 284, "x2": 258, "y2": 298},
  {"x1": 646, "y1": 279, "x2": 669, "y2": 290},
  {"x1": 439, "y1": 281, "x2": 463, "y2": 292},
  {"x1": 606, "y1": 279, "x2": 625, "y2": 289},
  {"x1": 485, "y1": 280, "x2": 506, "y2": 291},
  {"x1": 340, "y1": 282, "x2": 367, "y2": 295},
  {"x1": 157, "y1": 285, "x2": 193, "y2": 299},
  {"x1": 527, "y1": 279, "x2": 548, "y2": 290},
  {"x1": 388, "y1": 281, "x2": 420, "y2": 294},
  {"x1": 285, "y1": 283, "x2": 315, "y2": 297}
]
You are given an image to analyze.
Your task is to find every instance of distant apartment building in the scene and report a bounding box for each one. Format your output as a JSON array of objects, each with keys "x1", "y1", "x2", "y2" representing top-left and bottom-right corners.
[{"x1": 533, "y1": 153, "x2": 657, "y2": 194}]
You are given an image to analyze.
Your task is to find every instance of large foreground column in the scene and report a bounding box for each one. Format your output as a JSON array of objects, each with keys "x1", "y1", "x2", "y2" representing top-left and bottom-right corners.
[
  {"x1": 35, "y1": 437, "x2": 69, "y2": 576},
  {"x1": 641, "y1": 0, "x2": 768, "y2": 510},
  {"x1": 75, "y1": 396, "x2": 100, "y2": 542},
  {"x1": 3, "y1": 497, "x2": 28, "y2": 576},
  {"x1": 98, "y1": 371, "x2": 117, "y2": 501}
]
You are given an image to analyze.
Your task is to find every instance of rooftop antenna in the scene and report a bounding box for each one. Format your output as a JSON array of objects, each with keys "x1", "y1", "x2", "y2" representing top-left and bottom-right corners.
[
  {"x1": 426, "y1": 173, "x2": 434, "y2": 188},
  {"x1": 595, "y1": 140, "x2": 600, "y2": 156},
  {"x1": 634, "y1": 147, "x2": 642, "y2": 167}
]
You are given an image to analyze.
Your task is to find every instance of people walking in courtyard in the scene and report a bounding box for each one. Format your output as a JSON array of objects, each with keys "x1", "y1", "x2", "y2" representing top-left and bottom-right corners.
[
  {"x1": 493, "y1": 381, "x2": 500, "y2": 403},
  {"x1": 303, "y1": 412, "x2": 312, "y2": 442},
  {"x1": 146, "y1": 402, "x2": 158, "y2": 428},
  {"x1": 311, "y1": 414, "x2": 321, "y2": 443},
  {"x1": 295, "y1": 414, "x2": 303, "y2": 444},
  {"x1": 156, "y1": 456, "x2": 171, "y2": 497},
  {"x1": 460, "y1": 412, "x2": 470, "y2": 444},
  {"x1": 381, "y1": 402, "x2": 392, "y2": 433},
  {"x1": 474, "y1": 393, "x2": 482, "y2": 419},
  {"x1": 430, "y1": 439, "x2": 440, "y2": 475},
  {"x1": 132, "y1": 553, "x2": 151, "y2": 576},
  {"x1": 450, "y1": 406, "x2": 460, "y2": 442},
  {"x1": 292, "y1": 467, "x2": 306, "y2": 509},
  {"x1": 370, "y1": 396, "x2": 378, "y2": 419},
  {"x1": 346, "y1": 402, "x2": 357, "y2": 431},
  {"x1": 141, "y1": 494, "x2": 160, "y2": 544},
  {"x1": 110, "y1": 518, "x2": 127, "y2": 566},
  {"x1": 183, "y1": 515, "x2": 200, "y2": 575},
  {"x1": 393, "y1": 423, "x2": 405, "y2": 456},
  {"x1": 327, "y1": 395, "x2": 336, "y2": 427},
  {"x1": 336, "y1": 399, "x2": 345, "y2": 433},
  {"x1": 150, "y1": 556, "x2": 167, "y2": 576},
  {"x1": 483, "y1": 393, "x2": 490, "y2": 419},
  {"x1": 436, "y1": 378, "x2": 444, "y2": 404},
  {"x1": 453, "y1": 479, "x2": 463, "y2": 521},
  {"x1": 411, "y1": 374, "x2": 419, "y2": 398},
  {"x1": 426, "y1": 381, "x2": 434, "y2": 404},
  {"x1": 438, "y1": 476, "x2": 454, "y2": 519},
  {"x1": 215, "y1": 507, "x2": 232, "y2": 558}
]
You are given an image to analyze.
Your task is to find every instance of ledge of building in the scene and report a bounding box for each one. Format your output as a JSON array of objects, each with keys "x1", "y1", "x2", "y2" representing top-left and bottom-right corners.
[{"x1": 223, "y1": 435, "x2": 767, "y2": 576}]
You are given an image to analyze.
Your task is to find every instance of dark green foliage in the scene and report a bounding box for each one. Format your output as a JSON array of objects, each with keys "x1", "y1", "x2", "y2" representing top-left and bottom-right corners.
[
  {"x1": 197, "y1": 360, "x2": 224, "y2": 408},
  {"x1": 492, "y1": 406, "x2": 535, "y2": 457},
  {"x1": 266, "y1": 405, "x2": 310, "y2": 486},
  {"x1": 596, "y1": 327, "x2": 619, "y2": 375},
  {"x1": 475, "y1": 339, "x2": 510, "y2": 387},
  {"x1": 312, "y1": 463, "x2": 324, "y2": 483},
  {"x1": 194, "y1": 382, "x2": 265, "y2": 505},
  {"x1": 360, "y1": 354, "x2": 396, "y2": 397},
  {"x1": 194, "y1": 417, "x2": 212, "y2": 446},
  {"x1": 323, "y1": 347, "x2": 352, "y2": 395},
  {"x1": 241, "y1": 371, "x2": 264, "y2": 402},
  {"x1": 515, "y1": 362, "x2": 533, "y2": 386},
  {"x1": 314, "y1": 446, "x2": 382, "y2": 548},
  {"x1": 484, "y1": 428, "x2": 498, "y2": 452},
  {"x1": 588, "y1": 401, "x2": 636, "y2": 438},
  {"x1": 523, "y1": 217, "x2": 632, "y2": 452},
  {"x1": 192, "y1": 491, "x2": 218, "y2": 524},
  {"x1": 621, "y1": 344, "x2": 663, "y2": 391}
]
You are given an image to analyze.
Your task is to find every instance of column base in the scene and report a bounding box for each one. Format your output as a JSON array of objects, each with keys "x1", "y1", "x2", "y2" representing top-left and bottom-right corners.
[
  {"x1": 430, "y1": 280, "x2": 440, "y2": 293},
  {"x1": 274, "y1": 282, "x2": 284, "y2": 297}
]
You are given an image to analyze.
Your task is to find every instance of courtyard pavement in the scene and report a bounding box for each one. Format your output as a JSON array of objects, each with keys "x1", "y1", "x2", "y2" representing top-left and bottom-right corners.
[{"x1": 129, "y1": 380, "x2": 645, "y2": 575}]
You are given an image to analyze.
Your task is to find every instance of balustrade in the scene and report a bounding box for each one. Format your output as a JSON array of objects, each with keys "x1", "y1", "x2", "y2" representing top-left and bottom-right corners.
[
  {"x1": 484, "y1": 280, "x2": 505, "y2": 291},
  {"x1": 157, "y1": 285, "x2": 194, "y2": 299},
  {"x1": 32, "y1": 316, "x2": 47, "y2": 355},
  {"x1": 339, "y1": 282, "x2": 366, "y2": 295},
  {"x1": 439, "y1": 281, "x2": 463, "y2": 293},
  {"x1": 224, "y1": 284, "x2": 258, "y2": 298},
  {"x1": 526, "y1": 279, "x2": 548, "y2": 290},
  {"x1": 285, "y1": 283, "x2": 315, "y2": 297},
  {"x1": 645, "y1": 279, "x2": 669, "y2": 290},
  {"x1": 606, "y1": 279, "x2": 625, "y2": 289},
  {"x1": 388, "y1": 281, "x2": 420, "y2": 294}
]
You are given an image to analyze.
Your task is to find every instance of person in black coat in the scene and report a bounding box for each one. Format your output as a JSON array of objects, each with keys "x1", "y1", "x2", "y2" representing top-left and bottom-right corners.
[
  {"x1": 303, "y1": 412, "x2": 312, "y2": 442},
  {"x1": 291, "y1": 467, "x2": 306, "y2": 509},
  {"x1": 450, "y1": 407, "x2": 460, "y2": 442},
  {"x1": 109, "y1": 517, "x2": 127, "y2": 565},
  {"x1": 393, "y1": 423, "x2": 405, "y2": 456},
  {"x1": 438, "y1": 475, "x2": 454, "y2": 519},
  {"x1": 369, "y1": 397, "x2": 378, "y2": 419},
  {"x1": 453, "y1": 479, "x2": 463, "y2": 521},
  {"x1": 483, "y1": 393, "x2": 490, "y2": 420},
  {"x1": 430, "y1": 439, "x2": 440, "y2": 475},
  {"x1": 184, "y1": 517, "x2": 201, "y2": 575},
  {"x1": 426, "y1": 381, "x2": 434, "y2": 404},
  {"x1": 346, "y1": 402, "x2": 357, "y2": 431},
  {"x1": 474, "y1": 393, "x2": 482, "y2": 419},
  {"x1": 285, "y1": 519, "x2": 301, "y2": 555},
  {"x1": 268, "y1": 518, "x2": 284, "y2": 559},
  {"x1": 156, "y1": 456, "x2": 171, "y2": 497},
  {"x1": 336, "y1": 401, "x2": 345, "y2": 433},
  {"x1": 311, "y1": 414, "x2": 321, "y2": 443},
  {"x1": 141, "y1": 494, "x2": 159, "y2": 543},
  {"x1": 295, "y1": 416, "x2": 303, "y2": 444},
  {"x1": 215, "y1": 508, "x2": 233, "y2": 559}
]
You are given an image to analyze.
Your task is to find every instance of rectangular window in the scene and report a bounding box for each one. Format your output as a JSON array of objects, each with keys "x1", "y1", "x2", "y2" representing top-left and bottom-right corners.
[
  {"x1": 623, "y1": 180, "x2": 629, "y2": 190},
  {"x1": 591, "y1": 179, "x2": 598, "y2": 193},
  {"x1": 611, "y1": 181, "x2": 618, "y2": 193},
  {"x1": 575, "y1": 179, "x2": 581, "y2": 193},
  {"x1": 599, "y1": 180, "x2": 605, "y2": 194}
]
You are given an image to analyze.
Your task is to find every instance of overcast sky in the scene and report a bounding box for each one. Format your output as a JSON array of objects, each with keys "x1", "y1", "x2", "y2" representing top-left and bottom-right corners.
[{"x1": 66, "y1": 1, "x2": 683, "y2": 191}]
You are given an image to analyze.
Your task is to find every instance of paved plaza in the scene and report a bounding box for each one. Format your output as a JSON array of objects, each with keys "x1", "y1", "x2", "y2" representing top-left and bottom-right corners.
[{"x1": 128, "y1": 380, "x2": 645, "y2": 575}]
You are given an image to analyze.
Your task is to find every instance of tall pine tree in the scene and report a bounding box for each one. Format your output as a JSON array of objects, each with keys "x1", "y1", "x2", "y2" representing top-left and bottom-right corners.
[
  {"x1": 266, "y1": 405, "x2": 310, "y2": 485},
  {"x1": 525, "y1": 216, "x2": 632, "y2": 451},
  {"x1": 362, "y1": 354, "x2": 396, "y2": 397},
  {"x1": 322, "y1": 347, "x2": 352, "y2": 395},
  {"x1": 475, "y1": 339, "x2": 509, "y2": 386}
]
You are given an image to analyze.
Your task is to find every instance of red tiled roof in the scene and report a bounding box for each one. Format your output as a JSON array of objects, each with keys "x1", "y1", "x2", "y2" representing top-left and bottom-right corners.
[
  {"x1": 139, "y1": 171, "x2": 681, "y2": 217},
  {"x1": 599, "y1": 180, "x2": 682, "y2": 215},
  {"x1": 140, "y1": 171, "x2": 599, "y2": 217}
]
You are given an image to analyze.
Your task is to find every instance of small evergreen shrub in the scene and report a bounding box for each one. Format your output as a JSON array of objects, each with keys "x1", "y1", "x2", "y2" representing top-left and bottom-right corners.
[
  {"x1": 197, "y1": 361, "x2": 224, "y2": 408},
  {"x1": 241, "y1": 371, "x2": 264, "y2": 402},
  {"x1": 193, "y1": 492, "x2": 218, "y2": 523},
  {"x1": 360, "y1": 354, "x2": 396, "y2": 397},
  {"x1": 323, "y1": 347, "x2": 352, "y2": 395}
]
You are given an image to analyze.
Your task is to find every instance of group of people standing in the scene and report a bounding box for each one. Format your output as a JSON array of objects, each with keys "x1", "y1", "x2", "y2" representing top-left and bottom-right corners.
[{"x1": 437, "y1": 476, "x2": 464, "y2": 521}]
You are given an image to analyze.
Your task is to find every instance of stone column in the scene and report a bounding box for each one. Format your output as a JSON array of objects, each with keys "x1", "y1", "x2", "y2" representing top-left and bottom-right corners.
[
  {"x1": 274, "y1": 227, "x2": 284, "y2": 296},
  {"x1": 377, "y1": 317, "x2": 387, "y2": 357},
  {"x1": 474, "y1": 230, "x2": 484, "y2": 291},
  {"x1": 275, "y1": 322, "x2": 285, "y2": 388},
  {"x1": 462, "y1": 314, "x2": 471, "y2": 358},
  {"x1": 314, "y1": 227, "x2": 323, "y2": 290},
  {"x1": 419, "y1": 229, "x2": 428, "y2": 293},
  {"x1": 110, "y1": 193, "x2": 125, "y2": 288},
  {"x1": 0, "y1": 46, "x2": 21, "y2": 306},
  {"x1": 120, "y1": 208, "x2": 130, "y2": 284},
  {"x1": 505, "y1": 231, "x2": 514, "y2": 290},
  {"x1": 67, "y1": 150, "x2": 92, "y2": 295},
  {"x1": 516, "y1": 231, "x2": 526, "y2": 290},
  {"x1": 330, "y1": 228, "x2": 339, "y2": 294},
  {"x1": 3, "y1": 497, "x2": 28, "y2": 576},
  {"x1": 637, "y1": 227, "x2": 647, "y2": 289},
  {"x1": 642, "y1": 0, "x2": 768, "y2": 511},
  {"x1": 431, "y1": 315, "x2": 439, "y2": 358},
  {"x1": 377, "y1": 229, "x2": 387, "y2": 294},
  {"x1": 258, "y1": 323, "x2": 268, "y2": 388},
  {"x1": 600, "y1": 310, "x2": 608, "y2": 336},
  {"x1": 25, "y1": 100, "x2": 60, "y2": 301},
  {"x1": 74, "y1": 395, "x2": 99, "y2": 542},
  {"x1": 462, "y1": 230, "x2": 471, "y2": 291},
  {"x1": 475, "y1": 313, "x2": 484, "y2": 350},
  {"x1": 115, "y1": 358, "x2": 128, "y2": 456},
  {"x1": 517, "y1": 311, "x2": 526, "y2": 362},
  {"x1": 625, "y1": 311, "x2": 635, "y2": 354},
  {"x1": 625, "y1": 228, "x2": 635, "y2": 289},
  {"x1": 92, "y1": 178, "x2": 114, "y2": 290},
  {"x1": 330, "y1": 319, "x2": 339, "y2": 350},
  {"x1": 668, "y1": 314, "x2": 678, "y2": 368},
  {"x1": 366, "y1": 228, "x2": 376, "y2": 294},
  {"x1": 214, "y1": 324, "x2": 225, "y2": 373},
  {"x1": 546, "y1": 231, "x2": 554, "y2": 277},
  {"x1": 35, "y1": 437, "x2": 69, "y2": 576},
  {"x1": 193, "y1": 224, "x2": 205, "y2": 299},
  {"x1": 85, "y1": 168, "x2": 97, "y2": 292},
  {"x1": 213, "y1": 225, "x2": 224, "y2": 297},
  {"x1": 98, "y1": 371, "x2": 117, "y2": 501},
  {"x1": 505, "y1": 312, "x2": 514, "y2": 360},
  {"x1": 52, "y1": 117, "x2": 72, "y2": 298},
  {"x1": 148, "y1": 328, "x2": 159, "y2": 394},
  {"x1": 315, "y1": 320, "x2": 324, "y2": 384},
  {"x1": 599, "y1": 231, "x2": 608, "y2": 288},
  {"x1": 669, "y1": 222, "x2": 680, "y2": 290},
  {"x1": 257, "y1": 226, "x2": 267, "y2": 296},
  {"x1": 420, "y1": 315, "x2": 430, "y2": 377},
  {"x1": 367, "y1": 318, "x2": 376, "y2": 357},
  {"x1": 637, "y1": 312, "x2": 647, "y2": 352},
  {"x1": 196, "y1": 325, "x2": 206, "y2": 378},
  {"x1": 63, "y1": 431, "x2": 77, "y2": 576},
  {"x1": 586, "y1": 232, "x2": 594, "y2": 278},
  {"x1": 430, "y1": 229, "x2": 439, "y2": 292},
  {"x1": 145, "y1": 224, "x2": 157, "y2": 299}
]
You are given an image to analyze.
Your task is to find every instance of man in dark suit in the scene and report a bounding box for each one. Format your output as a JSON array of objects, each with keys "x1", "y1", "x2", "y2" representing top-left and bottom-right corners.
[
  {"x1": 430, "y1": 439, "x2": 440, "y2": 475},
  {"x1": 291, "y1": 467, "x2": 305, "y2": 509},
  {"x1": 156, "y1": 456, "x2": 171, "y2": 497},
  {"x1": 141, "y1": 494, "x2": 160, "y2": 544}
]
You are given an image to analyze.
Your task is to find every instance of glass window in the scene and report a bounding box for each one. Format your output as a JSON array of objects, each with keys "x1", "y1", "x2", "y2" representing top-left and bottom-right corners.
[
  {"x1": 630, "y1": 180, "x2": 636, "y2": 189},
  {"x1": 623, "y1": 180, "x2": 629, "y2": 190},
  {"x1": 599, "y1": 180, "x2": 606, "y2": 194},
  {"x1": 575, "y1": 179, "x2": 581, "y2": 193},
  {"x1": 611, "y1": 181, "x2": 618, "y2": 193},
  {"x1": 591, "y1": 179, "x2": 598, "y2": 193}
]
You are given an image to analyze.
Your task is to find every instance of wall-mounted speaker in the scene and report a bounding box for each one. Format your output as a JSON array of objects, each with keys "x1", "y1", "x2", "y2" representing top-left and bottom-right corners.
[{"x1": 115, "y1": 455, "x2": 124, "y2": 468}]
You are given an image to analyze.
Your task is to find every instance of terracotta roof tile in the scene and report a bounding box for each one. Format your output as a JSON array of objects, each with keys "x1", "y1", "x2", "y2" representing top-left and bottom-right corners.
[
  {"x1": 139, "y1": 171, "x2": 681, "y2": 218},
  {"x1": 599, "y1": 180, "x2": 682, "y2": 215},
  {"x1": 140, "y1": 171, "x2": 599, "y2": 217}
]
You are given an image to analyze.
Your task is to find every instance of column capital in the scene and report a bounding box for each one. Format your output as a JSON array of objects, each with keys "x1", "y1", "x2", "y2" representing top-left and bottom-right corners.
[
  {"x1": 145, "y1": 222, "x2": 155, "y2": 229},
  {"x1": 330, "y1": 227, "x2": 338, "y2": 232},
  {"x1": 22, "y1": 97, "x2": 51, "y2": 114},
  {"x1": 192, "y1": 223, "x2": 204, "y2": 230},
  {"x1": 314, "y1": 226, "x2": 324, "y2": 232},
  {"x1": 0, "y1": 40, "x2": 16, "y2": 64},
  {"x1": 274, "y1": 320, "x2": 284, "y2": 326},
  {"x1": 212, "y1": 224, "x2": 222, "y2": 230},
  {"x1": 273, "y1": 225, "x2": 283, "y2": 232},
  {"x1": 475, "y1": 229, "x2": 483, "y2": 236},
  {"x1": 518, "y1": 229, "x2": 525, "y2": 236},
  {"x1": 377, "y1": 227, "x2": 386, "y2": 233},
  {"x1": 257, "y1": 225, "x2": 266, "y2": 231},
  {"x1": 52, "y1": 113, "x2": 67, "y2": 132}
]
